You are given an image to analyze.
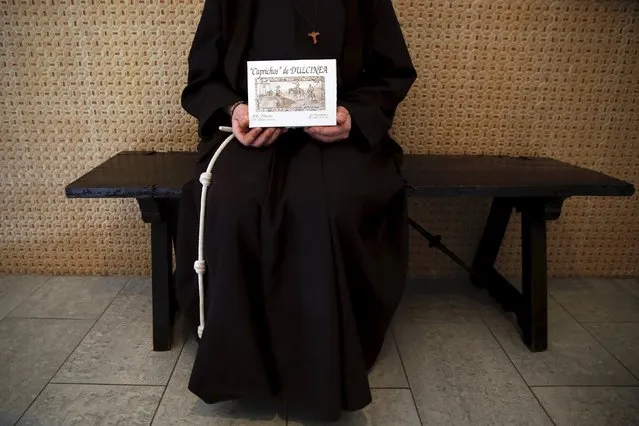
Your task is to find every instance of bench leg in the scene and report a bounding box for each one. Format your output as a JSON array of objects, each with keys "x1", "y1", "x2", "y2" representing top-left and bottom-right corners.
[
  {"x1": 137, "y1": 198, "x2": 174, "y2": 352},
  {"x1": 469, "y1": 197, "x2": 561, "y2": 352},
  {"x1": 150, "y1": 215, "x2": 173, "y2": 351},
  {"x1": 520, "y1": 200, "x2": 549, "y2": 352}
]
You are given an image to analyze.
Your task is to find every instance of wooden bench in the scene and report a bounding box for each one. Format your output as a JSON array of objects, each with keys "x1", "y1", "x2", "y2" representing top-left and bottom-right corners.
[{"x1": 65, "y1": 151, "x2": 635, "y2": 352}]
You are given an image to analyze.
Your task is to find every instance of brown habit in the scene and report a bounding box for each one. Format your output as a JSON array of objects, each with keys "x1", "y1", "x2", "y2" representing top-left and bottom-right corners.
[{"x1": 174, "y1": 0, "x2": 417, "y2": 420}]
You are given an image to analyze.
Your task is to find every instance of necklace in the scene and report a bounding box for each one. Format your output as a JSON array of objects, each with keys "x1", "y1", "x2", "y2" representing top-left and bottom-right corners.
[{"x1": 287, "y1": 0, "x2": 321, "y2": 45}]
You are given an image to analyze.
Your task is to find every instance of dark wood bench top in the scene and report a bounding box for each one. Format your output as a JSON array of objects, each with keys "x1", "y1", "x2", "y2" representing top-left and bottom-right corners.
[
  {"x1": 65, "y1": 151, "x2": 635, "y2": 199},
  {"x1": 66, "y1": 151, "x2": 197, "y2": 199},
  {"x1": 401, "y1": 155, "x2": 635, "y2": 197}
]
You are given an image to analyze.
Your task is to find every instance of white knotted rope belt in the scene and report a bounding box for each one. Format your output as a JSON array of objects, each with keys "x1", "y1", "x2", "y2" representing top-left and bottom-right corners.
[{"x1": 194, "y1": 125, "x2": 236, "y2": 339}]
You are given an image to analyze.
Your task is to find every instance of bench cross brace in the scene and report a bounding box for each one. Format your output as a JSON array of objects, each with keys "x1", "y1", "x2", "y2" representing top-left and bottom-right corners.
[{"x1": 410, "y1": 196, "x2": 564, "y2": 352}]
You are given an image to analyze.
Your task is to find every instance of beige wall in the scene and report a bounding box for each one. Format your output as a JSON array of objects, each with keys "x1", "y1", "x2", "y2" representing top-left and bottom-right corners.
[{"x1": 1, "y1": 0, "x2": 637, "y2": 278}]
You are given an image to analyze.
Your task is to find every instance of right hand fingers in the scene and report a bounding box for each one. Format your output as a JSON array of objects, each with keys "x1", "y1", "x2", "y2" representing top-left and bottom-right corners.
[
  {"x1": 239, "y1": 128, "x2": 263, "y2": 146},
  {"x1": 238, "y1": 115, "x2": 249, "y2": 129},
  {"x1": 233, "y1": 115, "x2": 261, "y2": 146},
  {"x1": 231, "y1": 103, "x2": 282, "y2": 147}
]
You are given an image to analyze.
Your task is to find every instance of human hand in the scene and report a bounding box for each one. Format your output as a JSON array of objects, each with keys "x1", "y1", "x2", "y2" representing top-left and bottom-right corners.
[
  {"x1": 304, "y1": 106, "x2": 351, "y2": 143},
  {"x1": 231, "y1": 103, "x2": 286, "y2": 148}
]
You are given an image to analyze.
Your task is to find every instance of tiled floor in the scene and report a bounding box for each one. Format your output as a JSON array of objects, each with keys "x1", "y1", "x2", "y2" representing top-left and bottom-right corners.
[{"x1": 1, "y1": 274, "x2": 638, "y2": 426}]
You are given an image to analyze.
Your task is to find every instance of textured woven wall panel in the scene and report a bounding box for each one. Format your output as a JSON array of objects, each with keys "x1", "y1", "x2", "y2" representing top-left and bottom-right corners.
[{"x1": 1, "y1": 0, "x2": 637, "y2": 277}]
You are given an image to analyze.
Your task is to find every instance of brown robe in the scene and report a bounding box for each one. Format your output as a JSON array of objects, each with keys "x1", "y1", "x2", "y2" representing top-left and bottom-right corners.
[{"x1": 174, "y1": 0, "x2": 417, "y2": 420}]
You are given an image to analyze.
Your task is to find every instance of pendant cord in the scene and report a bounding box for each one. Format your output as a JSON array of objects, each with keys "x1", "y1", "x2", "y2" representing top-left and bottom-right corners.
[{"x1": 287, "y1": 0, "x2": 320, "y2": 37}]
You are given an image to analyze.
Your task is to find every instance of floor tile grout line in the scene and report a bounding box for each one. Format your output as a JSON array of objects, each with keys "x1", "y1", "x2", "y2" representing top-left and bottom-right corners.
[
  {"x1": 549, "y1": 294, "x2": 639, "y2": 383},
  {"x1": 480, "y1": 314, "x2": 557, "y2": 426},
  {"x1": 5, "y1": 275, "x2": 130, "y2": 320},
  {"x1": 393, "y1": 320, "x2": 486, "y2": 324},
  {"x1": 369, "y1": 386, "x2": 412, "y2": 390},
  {"x1": 47, "y1": 382, "x2": 167, "y2": 388},
  {"x1": 390, "y1": 328, "x2": 424, "y2": 426},
  {"x1": 609, "y1": 279, "x2": 639, "y2": 304},
  {"x1": 6, "y1": 316, "x2": 105, "y2": 321},
  {"x1": 13, "y1": 276, "x2": 132, "y2": 426},
  {"x1": 149, "y1": 331, "x2": 188, "y2": 426},
  {"x1": 550, "y1": 278, "x2": 639, "y2": 316},
  {"x1": 530, "y1": 384, "x2": 639, "y2": 388},
  {"x1": 580, "y1": 327, "x2": 639, "y2": 383},
  {"x1": 2, "y1": 275, "x2": 53, "y2": 320}
]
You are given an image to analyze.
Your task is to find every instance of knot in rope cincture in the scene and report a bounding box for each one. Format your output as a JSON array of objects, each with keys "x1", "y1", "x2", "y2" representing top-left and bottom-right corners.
[
  {"x1": 193, "y1": 260, "x2": 206, "y2": 274},
  {"x1": 199, "y1": 172, "x2": 213, "y2": 187},
  {"x1": 195, "y1": 126, "x2": 235, "y2": 340}
]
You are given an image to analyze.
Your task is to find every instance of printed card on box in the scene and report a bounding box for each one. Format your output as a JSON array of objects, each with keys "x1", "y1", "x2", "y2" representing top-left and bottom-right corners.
[{"x1": 247, "y1": 59, "x2": 337, "y2": 128}]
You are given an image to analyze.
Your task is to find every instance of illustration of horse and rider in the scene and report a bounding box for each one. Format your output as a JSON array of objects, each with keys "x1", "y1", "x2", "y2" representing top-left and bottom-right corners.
[
  {"x1": 286, "y1": 82, "x2": 301, "y2": 100},
  {"x1": 256, "y1": 78, "x2": 323, "y2": 110}
]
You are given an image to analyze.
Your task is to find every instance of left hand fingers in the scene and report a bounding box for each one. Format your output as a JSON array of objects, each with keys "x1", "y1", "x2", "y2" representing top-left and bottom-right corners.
[
  {"x1": 306, "y1": 128, "x2": 349, "y2": 143},
  {"x1": 305, "y1": 107, "x2": 351, "y2": 142},
  {"x1": 265, "y1": 128, "x2": 286, "y2": 146},
  {"x1": 306, "y1": 123, "x2": 349, "y2": 138}
]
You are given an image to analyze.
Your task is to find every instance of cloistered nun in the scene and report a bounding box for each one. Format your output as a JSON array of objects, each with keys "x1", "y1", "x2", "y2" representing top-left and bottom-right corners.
[{"x1": 174, "y1": 0, "x2": 417, "y2": 421}]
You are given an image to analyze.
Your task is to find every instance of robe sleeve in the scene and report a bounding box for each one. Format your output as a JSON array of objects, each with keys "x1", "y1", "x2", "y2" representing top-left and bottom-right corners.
[
  {"x1": 338, "y1": 0, "x2": 417, "y2": 147},
  {"x1": 181, "y1": 0, "x2": 243, "y2": 139}
]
